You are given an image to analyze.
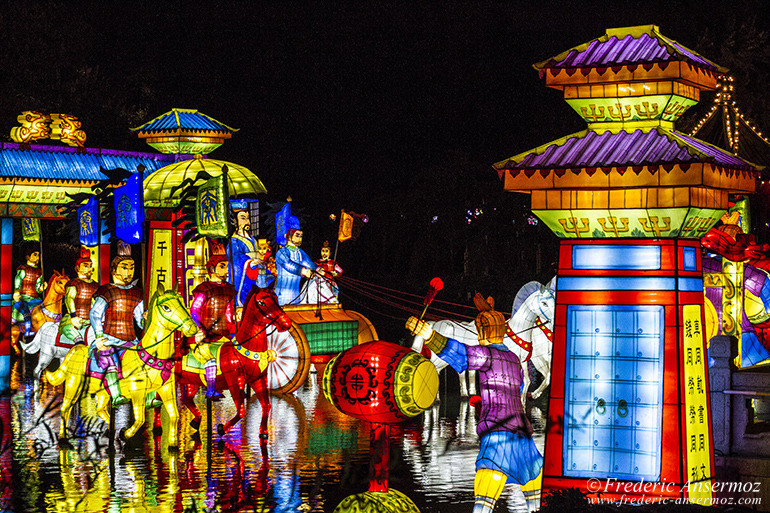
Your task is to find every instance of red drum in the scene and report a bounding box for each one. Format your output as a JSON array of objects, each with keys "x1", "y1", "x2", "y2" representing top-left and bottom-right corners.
[{"x1": 322, "y1": 340, "x2": 439, "y2": 423}]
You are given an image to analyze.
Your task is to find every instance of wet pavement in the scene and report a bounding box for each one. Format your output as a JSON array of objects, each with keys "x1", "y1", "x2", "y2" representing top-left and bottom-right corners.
[{"x1": 3, "y1": 357, "x2": 546, "y2": 513}]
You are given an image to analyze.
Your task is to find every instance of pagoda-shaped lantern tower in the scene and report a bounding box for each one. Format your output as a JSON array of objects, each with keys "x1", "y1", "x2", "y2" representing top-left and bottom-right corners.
[
  {"x1": 494, "y1": 25, "x2": 759, "y2": 503},
  {"x1": 134, "y1": 109, "x2": 266, "y2": 304}
]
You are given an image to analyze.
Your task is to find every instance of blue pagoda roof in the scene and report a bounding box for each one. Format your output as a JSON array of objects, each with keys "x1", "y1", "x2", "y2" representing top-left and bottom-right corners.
[
  {"x1": 0, "y1": 142, "x2": 176, "y2": 182},
  {"x1": 131, "y1": 108, "x2": 238, "y2": 134}
]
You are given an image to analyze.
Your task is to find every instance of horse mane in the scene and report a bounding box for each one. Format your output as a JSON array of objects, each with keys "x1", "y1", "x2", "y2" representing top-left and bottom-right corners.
[{"x1": 145, "y1": 287, "x2": 161, "y2": 329}]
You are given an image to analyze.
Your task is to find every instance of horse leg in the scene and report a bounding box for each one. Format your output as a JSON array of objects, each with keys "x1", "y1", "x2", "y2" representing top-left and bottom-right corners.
[
  {"x1": 10, "y1": 325, "x2": 21, "y2": 355},
  {"x1": 521, "y1": 361, "x2": 531, "y2": 409},
  {"x1": 253, "y1": 374, "x2": 270, "y2": 439},
  {"x1": 157, "y1": 380, "x2": 179, "y2": 448},
  {"x1": 459, "y1": 371, "x2": 469, "y2": 397},
  {"x1": 182, "y1": 383, "x2": 203, "y2": 430},
  {"x1": 530, "y1": 356, "x2": 551, "y2": 400},
  {"x1": 58, "y1": 378, "x2": 81, "y2": 441},
  {"x1": 218, "y1": 372, "x2": 246, "y2": 436},
  {"x1": 152, "y1": 407, "x2": 163, "y2": 435},
  {"x1": 33, "y1": 347, "x2": 53, "y2": 382},
  {"x1": 122, "y1": 389, "x2": 146, "y2": 441},
  {"x1": 95, "y1": 391, "x2": 111, "y2": 425}
]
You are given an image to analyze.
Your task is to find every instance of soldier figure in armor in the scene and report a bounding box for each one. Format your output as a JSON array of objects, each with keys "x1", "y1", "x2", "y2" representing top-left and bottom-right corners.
[
  {"x1": 89, "y1": 241, "x2": 144, "y2": 407},
  {"x1": 59, "y1": 247, "x2": 98, "y2": 344},
  {"x1": 12, "y1": 243, "x2": 45, "y2": 337},
  {"x1": 190, "y1": 241, "x2": 237, "y2": 399}
]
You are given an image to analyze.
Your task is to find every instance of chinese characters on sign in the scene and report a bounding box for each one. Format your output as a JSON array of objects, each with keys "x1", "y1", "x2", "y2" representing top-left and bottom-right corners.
[
  {"x1": 682, "y1": 304, "x2": 713, "y2": 505},
  {"x1": 148, "y1": 229, "x2": 173, "y2": 301}
]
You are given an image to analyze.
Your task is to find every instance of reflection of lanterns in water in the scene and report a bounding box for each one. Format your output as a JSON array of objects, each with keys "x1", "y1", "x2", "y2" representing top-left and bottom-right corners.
[{"x1": 323, "y1": 341, "x2": 437, "y2": 512}]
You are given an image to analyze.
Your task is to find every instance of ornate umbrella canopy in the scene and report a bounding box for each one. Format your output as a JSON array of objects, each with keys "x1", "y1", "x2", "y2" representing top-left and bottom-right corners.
[{"x1": 143, "y1": 154, "x2": 267, "y2": 208}]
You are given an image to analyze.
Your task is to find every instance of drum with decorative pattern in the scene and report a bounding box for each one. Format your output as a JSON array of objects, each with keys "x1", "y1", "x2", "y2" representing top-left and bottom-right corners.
[{"x1": 322, "y1": 340, "x2": 438, "y2": 423}]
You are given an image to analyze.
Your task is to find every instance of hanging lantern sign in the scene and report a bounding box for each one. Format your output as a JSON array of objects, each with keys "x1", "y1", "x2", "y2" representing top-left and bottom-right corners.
[
  {"x1": 113, "y1": 172, "x2": 144, "y2": 244},
  {"x1": 77, "y1": 196, "x2": 99, "y2": 247},
  {"x1": 195, "y1": 166, "x2": 229, "y2": 238},
  {"x1": 21, "y1": 218, "x2": 40, "y2": 241}
]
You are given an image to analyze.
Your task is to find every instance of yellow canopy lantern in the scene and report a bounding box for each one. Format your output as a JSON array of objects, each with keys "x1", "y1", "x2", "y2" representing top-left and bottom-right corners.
[{"x1": 143, "y1": 154, "x2": 267, "y2": 208}]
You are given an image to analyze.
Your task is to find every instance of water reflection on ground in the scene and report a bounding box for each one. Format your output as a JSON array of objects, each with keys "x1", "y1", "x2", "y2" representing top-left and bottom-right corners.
[{"x1": 4, "y1": 358, "x2": 546, "y2": 512}]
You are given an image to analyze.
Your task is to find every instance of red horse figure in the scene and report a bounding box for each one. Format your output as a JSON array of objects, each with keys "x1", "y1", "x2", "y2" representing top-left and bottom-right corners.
[{"x1": 175, "y1": 286, "x2": 293, "y2": 437}]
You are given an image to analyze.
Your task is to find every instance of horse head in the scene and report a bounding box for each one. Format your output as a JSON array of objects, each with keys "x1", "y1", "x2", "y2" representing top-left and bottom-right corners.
[
  {"x1": 45, "y1": 269, "x2": 70, "y2": 298},
  {"x1": 534, "y1": 282, "x2": 556, "y2": 323},
  {"x1": 237, "y1": 286, "x2": 292, "y2": 347},
  {"x1": 146, "y1": 281, "x2": 198, "y2": 340}
]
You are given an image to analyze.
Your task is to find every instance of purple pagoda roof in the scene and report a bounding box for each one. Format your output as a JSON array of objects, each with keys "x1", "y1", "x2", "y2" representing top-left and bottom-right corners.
[
  {"x1": 534, "y1": 25, "x2": 725, "y2": 73},
  {"x1": 494, "y1": 129, "x2": 757, "y2": 172}
]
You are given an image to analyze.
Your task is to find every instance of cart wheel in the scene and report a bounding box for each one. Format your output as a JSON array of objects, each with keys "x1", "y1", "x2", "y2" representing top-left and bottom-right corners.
[{"x1": 266, "y1": 324, "x2": 311, "y2": 394}]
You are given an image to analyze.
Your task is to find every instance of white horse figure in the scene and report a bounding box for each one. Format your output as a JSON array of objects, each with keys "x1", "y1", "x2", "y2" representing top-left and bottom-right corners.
[
  {"x1": 412, "y1": 279, "x2": 555, "y2": 407},
  {"x1": 24, "y1": 321, "x2": 92, "y2": 381}
]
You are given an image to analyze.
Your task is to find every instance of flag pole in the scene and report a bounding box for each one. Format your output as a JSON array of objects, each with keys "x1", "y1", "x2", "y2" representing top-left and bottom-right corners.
[{"x1": 136, "y1": 165, "x2": 148, "y2": 307}]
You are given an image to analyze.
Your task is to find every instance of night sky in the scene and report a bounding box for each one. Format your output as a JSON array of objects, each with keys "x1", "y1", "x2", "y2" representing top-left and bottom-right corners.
[
  {"x1": 1, "y1": 0, "x2": 767, "y2": 335},
  {"x1": 2, "y1": 1, "x2": 766, "y2": 209}
]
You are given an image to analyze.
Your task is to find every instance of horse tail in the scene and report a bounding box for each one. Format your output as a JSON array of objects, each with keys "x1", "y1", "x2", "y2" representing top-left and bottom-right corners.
[
  {"x1": 46, "y1": 344, "x2": 88, "y2": 386},
  {"x1": 23, "y1": 322, "x2": 53, "y2": 354}
]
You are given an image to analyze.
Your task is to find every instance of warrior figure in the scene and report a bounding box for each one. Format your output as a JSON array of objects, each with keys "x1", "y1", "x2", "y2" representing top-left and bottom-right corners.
[
  {"x1": 190, "y1": 241, "x2": 237, "y2": 399},
  {"x1": 406, "y1": 294, "x2": 543, "y2": 513},
  {"x1": 58, "y1": 247, "x2": 98, "y2": 344},
  {"x1": 12, "y1": 243, "x2": 45, "y2": 337},
  {"x1": 89, "y1": 241, "x2": 144, "y2": 406}
]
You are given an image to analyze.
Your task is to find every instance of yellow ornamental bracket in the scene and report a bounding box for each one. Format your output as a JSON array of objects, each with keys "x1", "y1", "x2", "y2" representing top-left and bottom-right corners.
[{"x1": 10, "y1": 111, "x2": 51, "y2": 144}]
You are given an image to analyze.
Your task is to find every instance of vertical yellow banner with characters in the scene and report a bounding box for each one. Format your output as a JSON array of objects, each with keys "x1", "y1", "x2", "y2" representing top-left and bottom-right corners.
[
  {"x1": 683, "y1": 304, "x2": 713, "y2": 505},
  {"x1": 148, "y1": 229, "x2": 173, "y2": 302}
]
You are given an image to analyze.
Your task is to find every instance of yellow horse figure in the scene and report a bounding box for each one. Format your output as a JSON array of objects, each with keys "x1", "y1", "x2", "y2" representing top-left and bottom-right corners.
[{"x1": 46, "y1": 282, "x2": 198, "y2": 448}]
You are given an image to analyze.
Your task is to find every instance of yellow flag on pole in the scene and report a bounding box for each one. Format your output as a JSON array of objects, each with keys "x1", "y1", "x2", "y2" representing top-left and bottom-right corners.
[{"x1": 338, "y1": 210, "x2": 354, "y2": 242}]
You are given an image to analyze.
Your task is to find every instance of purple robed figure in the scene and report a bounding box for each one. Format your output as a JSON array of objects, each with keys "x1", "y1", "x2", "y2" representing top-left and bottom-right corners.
[{"x1": 407, "y1": 293, "x2": 543, "y2": 513}]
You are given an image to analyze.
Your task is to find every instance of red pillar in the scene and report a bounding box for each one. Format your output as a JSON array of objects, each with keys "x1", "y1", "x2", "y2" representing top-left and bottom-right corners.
[
  {"x1": 99, "y1": 219, "x2": 110, "y2": 285},
  {"x1": 0, "y1": 219, "x2": 13, "y2": 392}
]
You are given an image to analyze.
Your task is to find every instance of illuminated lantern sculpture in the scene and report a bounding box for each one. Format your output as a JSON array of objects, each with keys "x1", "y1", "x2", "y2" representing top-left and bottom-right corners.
[
  {"x1": 323, "y1": 340, "x2": 438, "y2": 423},
  {"x1": 701, "y1": 199, "x2": 770, "y2": 368},
  {"x1": 50, "y1": 113, "x2": 87, "y2": 150},
  {"x1": 324, "y1": 340, "x2": 438, "y2": 512},
  {"x1": 131, "y1": 108, "x2": 237, "y2": 155},
  {"x1": 10, "y1": 111, "x2": 51, "y2": 145},
  {"x1": 493, "y1": 25, "x2": 760, "y2": 504},
  {"x1": 407, "y1": 295, "x2": 543, "y2": 513}
]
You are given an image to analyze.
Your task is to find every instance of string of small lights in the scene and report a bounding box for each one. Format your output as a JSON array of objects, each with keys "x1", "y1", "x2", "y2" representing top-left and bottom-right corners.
[{"x1": 689, "y1": 75, "x2": 770, "y2": 153}]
